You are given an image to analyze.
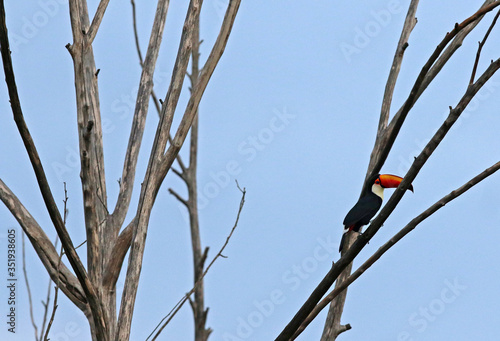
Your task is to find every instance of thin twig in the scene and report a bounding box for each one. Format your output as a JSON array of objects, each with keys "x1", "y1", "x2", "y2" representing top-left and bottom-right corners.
[
  {"x1": 168, "y1": 188, "x2": 188, "y2": 207},
  {"x1": 470, "y1": 8, "x2": 500, "y2": 84},
  {"x1": 22, "y1": 231, "x2": 39, "y2": 340},
  {"x1": 44, "y1": 243, "x2": 63, "y2": 341},
  {"x1": 131, "y1": 0, "x2": 144, "y2": 66},
  {"x1": 61, "y1": 240, "x2": 86, "y2": 257},
  {"x1": 44, "y1": 183, "x2": 68, "y2": 340},
  {"x1": 39, "y1": 237, "x2": 58, "y2": 339},
  {"x1": 293, "y1": 161, "x2": 500, "y2": 339},
  {"x1": 147, "y1": 183, "x2": 246, "y2": 341}
]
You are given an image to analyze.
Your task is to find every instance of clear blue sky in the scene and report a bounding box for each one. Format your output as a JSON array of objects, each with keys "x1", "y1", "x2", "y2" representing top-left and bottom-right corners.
[{"x1": 1, "y1": 1, "x2": 500, "y2": 340}]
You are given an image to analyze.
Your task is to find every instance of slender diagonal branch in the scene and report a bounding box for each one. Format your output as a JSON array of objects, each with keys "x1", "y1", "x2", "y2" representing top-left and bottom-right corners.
[
  {"x1": 378, "y1": 0, "x2": 419, "y2": 135},
  {"x1": 295, "y1": 161, "x2": 500, "y2": 339},
  {"x1": 0, "y1": 179, "x2": 87, "y2": 310},
  {"x1": 148, "y1": 184, "x2": 246, "y2": 341},
  {"x1": 470, "y1": 8, "x2": 500, "y2": 84},
  {"x1": 366, "y1": 0, "x2": 500, "y2": 188},
  {"x1": 159, "y1": 0, "x2": 241, "y2": 179},
  {"x1": 110, "y1": 0, "x2": 170, "y2": 232},
  {"x1": 130, "y1": 0, "x2": 186, "y2": 176},
  {"x1": 276, "y1": 57, "x2": 500, "y2": 340},
  {"x1": 87, "y1": 0, "x2": 111, "y2": 43}
]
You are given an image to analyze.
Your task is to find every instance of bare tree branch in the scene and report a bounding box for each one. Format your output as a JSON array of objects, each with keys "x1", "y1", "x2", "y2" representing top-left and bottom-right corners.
[
  {"x1": 0, "y1": 179, "x2": 87, "y2": 310},
  {"x1": 168, "y1": 188, "x2": 189, "y2": 207},
  {"x1": 470, "y1": 8, "x2": 500, "y2": 84},
  {"x1": 44, "y1": 243, "x2": 63, "y2": 341},
  {"x1": 377, "y1": 0, "x2": 419, "y2": 135},
  {"x1": 0, "y1": 1, "x2": 102, "y2": 327},
  {"x1": 324, "y1": 2, "x2": 500, "y2": 338},
  {"x1": 295, "y1": 161, "x2": 500, "y2": 339},
  {"x1": 159, "y1": 0, "x2": 242, "y2": 180},
  {"x1": 165, "y1": 14, "x2": 212, "y2": 339},
  {"x1": 103, "y1": 218, "x2": 135, "y2": 290},
  {"x1": 67, "y1": 0, "x2": 109, "y2": 305},
  {"x1": 148, "y1": 183, "x2": 246, "y2": 341},
  {"x1": 366, "y1": 0, "x2": 500, "y2": 188},
  {"x1": 39, "y1": 239, "x2": 57, "y2": 340},
  {"x1": 116, "y1": 2, "x2": 202, "y2": 339},
  {"x1": 87, "y1": 0, "x2": 111, "y2": 43},
  {"x1": 130, "y1": 0, "x2": 187, "y2": 183},
  {"x1": 337, "y1": 9, "x2": 500, "y2": 336},
  {"x1": 43, "y1": 184, "x2": 68, "y2": 341},
  {"x1": 110, "y1": 0, "x2": 170, "y2": 231},
  {"x1": 276, "y1": 56, "x2": 500, "y2": 340}
]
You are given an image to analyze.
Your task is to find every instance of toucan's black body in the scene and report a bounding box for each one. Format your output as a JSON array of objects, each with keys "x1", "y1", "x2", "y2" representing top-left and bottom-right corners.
[
  {"x1": 343, "y1": 191, "x2": 382, "y2": 232},
  {"x1": 339, "y1": 174, "x2": 413, "y2": 252}
]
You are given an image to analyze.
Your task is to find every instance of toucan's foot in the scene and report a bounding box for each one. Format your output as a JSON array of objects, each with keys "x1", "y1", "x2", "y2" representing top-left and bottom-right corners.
[{"x1": 358, "y1": 232, "x2": 369, "y2": 244}]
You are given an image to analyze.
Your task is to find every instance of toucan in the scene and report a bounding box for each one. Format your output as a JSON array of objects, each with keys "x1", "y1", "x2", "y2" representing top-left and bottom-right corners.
[{"x1": 339, "y1": 174, "x2": 413, "y2": 252}]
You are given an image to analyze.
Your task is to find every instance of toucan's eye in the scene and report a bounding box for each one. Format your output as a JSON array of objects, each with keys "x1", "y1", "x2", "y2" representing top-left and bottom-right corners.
[{"x1": 375, "y1": 179, "x2": 380, "y2": 185}]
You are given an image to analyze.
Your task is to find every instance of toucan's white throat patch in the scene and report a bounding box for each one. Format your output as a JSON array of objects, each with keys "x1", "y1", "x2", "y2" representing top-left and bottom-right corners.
[{"x1": 372, "y1": 183, "x2": 384, "y2": 199}]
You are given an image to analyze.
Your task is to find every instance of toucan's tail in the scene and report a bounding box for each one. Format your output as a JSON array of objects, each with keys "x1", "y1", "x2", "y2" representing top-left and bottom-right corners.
[
  {"x1": 339, "y1": 233, "x2": 346, "y2": 253},
  {"x1": 339, "y1": 226, "x2": 353, "y2": 252}
]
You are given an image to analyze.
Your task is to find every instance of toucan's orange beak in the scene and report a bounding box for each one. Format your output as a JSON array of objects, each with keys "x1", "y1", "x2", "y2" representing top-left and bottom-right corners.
[{"x1": 379, "y1": 174, "x2": 414, "y2": 192}]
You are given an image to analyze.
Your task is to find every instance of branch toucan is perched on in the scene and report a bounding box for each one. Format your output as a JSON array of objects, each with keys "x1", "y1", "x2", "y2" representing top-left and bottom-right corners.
[{"x1": 339, "y1": 174, "x2": 413, "y2": 252}]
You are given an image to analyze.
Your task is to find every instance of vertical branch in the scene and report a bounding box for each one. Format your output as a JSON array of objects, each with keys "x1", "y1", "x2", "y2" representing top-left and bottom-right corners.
[
  {"x1": 110, "y1": 0, "x2": 170, "y2": 230},
  {"x1": 187, "y1": 17, "x2": 212, "y2": 341},
  {"x1": 67, "y1": 0, "x2": 112, "y2": 338},
  {"x1": 377, "y1": 0, "x2": 419, "y2": 135},
  {"x1": 116, "y1": 2, "x2": 202, "y2": 339},
  {"x1": 67, "y1": 0, "x2": 107, "y2": 291},
  {"x1": 167, "y1": 14, "x2": 211, "y2": 340},
  {"x1": 159, "y1": 0, "x2": 242, "y2": 179},
  {"x1": 43, "y1": 183, "x2": 68, "y2": 340}
]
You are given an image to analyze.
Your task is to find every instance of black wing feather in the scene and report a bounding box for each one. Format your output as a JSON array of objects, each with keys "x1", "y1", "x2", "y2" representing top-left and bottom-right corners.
[{"x1": 343, "y1": 194, "x2": 382, "y2": 227}]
